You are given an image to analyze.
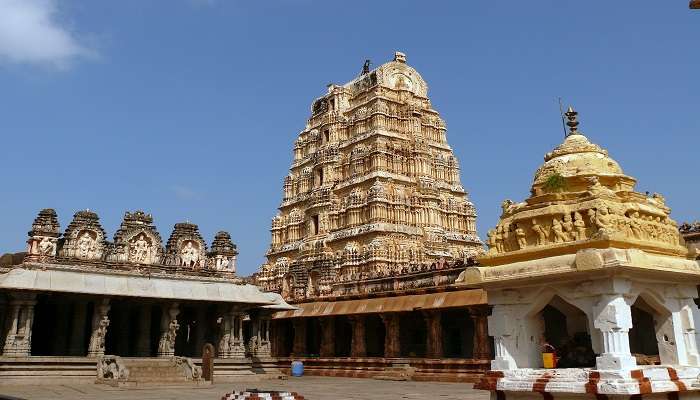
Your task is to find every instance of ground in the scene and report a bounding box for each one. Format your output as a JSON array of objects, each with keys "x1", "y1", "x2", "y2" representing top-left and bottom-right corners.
[{"x1": 0, "y1": 376, "x2": 489, "y2": 400}]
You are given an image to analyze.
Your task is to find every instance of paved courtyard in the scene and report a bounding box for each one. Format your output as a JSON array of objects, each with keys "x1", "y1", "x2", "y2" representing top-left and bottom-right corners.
[{"x1": 0, "y1": 376, "x2": 488, "y2": 400}]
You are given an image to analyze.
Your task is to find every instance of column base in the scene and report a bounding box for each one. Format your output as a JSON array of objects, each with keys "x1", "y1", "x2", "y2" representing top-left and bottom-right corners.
[
  {"x1": 3, "y1": 338, "x2": 31, "y2": 357},
  {"x1": 596, "y1": 353, "x2": 637, "y2": 370},
  {"x1": 491, "y1": 357, "x2": 517, "y2": 370}
]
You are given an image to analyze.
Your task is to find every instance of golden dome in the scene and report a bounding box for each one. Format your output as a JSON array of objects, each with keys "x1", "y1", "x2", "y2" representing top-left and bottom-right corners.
[{"x1": 533, "y1": 132, "x2": 625, "y2": 185}]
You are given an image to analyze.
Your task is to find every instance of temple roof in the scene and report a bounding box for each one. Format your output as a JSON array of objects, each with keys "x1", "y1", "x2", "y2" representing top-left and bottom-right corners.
[{"x1": 476, "y1": 107, "x2": 689, "y2": 267}]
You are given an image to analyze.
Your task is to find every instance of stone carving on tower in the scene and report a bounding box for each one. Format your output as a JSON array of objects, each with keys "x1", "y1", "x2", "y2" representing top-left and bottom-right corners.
[
  {"x1": 256, "y1": 52, "x2": 483, "y2": 300},
  {"x1": 164, "y1": 222, "x2": 207, "y2": 269},
  {"x1": 58, "y1": 210, "x2": 108, "y2": 261},
  {"x1": 207, "y1": 231, "x2": 238, "y2": 272},
  {"x1": 108, "y1": 211, "x2": 164, "y2": 265},
  {"x1": 25, "y1": 208, "x2": 61, "y2": 261},
  {"x1": 19, "y1": 208, "x2": 241, "y2": 278}
]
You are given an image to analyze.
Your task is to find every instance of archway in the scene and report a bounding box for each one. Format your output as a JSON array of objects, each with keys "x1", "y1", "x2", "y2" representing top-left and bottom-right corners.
[{"x1": 537, "y1": 295, "x2": 595, "y2": 368}]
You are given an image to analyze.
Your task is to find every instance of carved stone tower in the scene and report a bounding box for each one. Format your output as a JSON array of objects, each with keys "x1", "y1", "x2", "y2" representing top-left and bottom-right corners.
[{"x1": 257, "y1": 52, "x2": 482, "y2": 300}]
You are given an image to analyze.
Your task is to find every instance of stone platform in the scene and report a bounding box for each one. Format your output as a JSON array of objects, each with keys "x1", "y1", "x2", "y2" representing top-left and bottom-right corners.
[
  {"x1": 476, "y1": 367, "x2": 700, "y2": 400},
  {"x1": 0, "y1": 375, "x2": 489, "y2": 400}
]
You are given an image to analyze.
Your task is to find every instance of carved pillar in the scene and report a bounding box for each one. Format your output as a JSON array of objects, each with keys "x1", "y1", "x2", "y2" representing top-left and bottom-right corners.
[
  {"x1": 157, "y1": 302, "x2": 180, "y2": 357},
  {"x1": 292, "y1": 318, "x2": 307, "y2": 356},
  {"x1": 220, "y1": 308, "x2": 246, "y2": 359},
  {"x1": 194, "y1": 307, "x2": 207, "y2": 357},
  {"x1": 349, "y1": 315, "x2": 366, "y2": 358},
  {"x1": 469, "y1": 306, "x2": 491, "y2": 360},
  {"x1": 319, "y1": 317, "x2": 335, "y2": 358},
  {"x1": 423, "y1": 310, "x2": 443, "y2": 359},
  {"x1": 2, "y1": 292, "x2": 37, "y2": 357},
  {"x1": 593, "y1": 294, "x2": 636, "y2": 370},
  {"x1": 381, "y1": 313, "x2": 400, "y2": 358},
  {"x1": 68, "y1": 301, "x2": 88, "y2": 356},
  {"x1": 232, "y1": 312, "x2": 246, "y2": 358},
  {"x1": 250, "y1": 312, "x2": 271, "y2": 358},
  {"x1": 136, "y1": 306, "x2": 152, "y2": 356},
  {"x1": 88, "y1": 298, "x2": 111, "y2": 357}
]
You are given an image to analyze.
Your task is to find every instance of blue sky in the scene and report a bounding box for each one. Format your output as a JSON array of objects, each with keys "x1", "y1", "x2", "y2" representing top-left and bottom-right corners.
[{"x1": 0, "y1": 1, "x2": 697, "y2": 276}]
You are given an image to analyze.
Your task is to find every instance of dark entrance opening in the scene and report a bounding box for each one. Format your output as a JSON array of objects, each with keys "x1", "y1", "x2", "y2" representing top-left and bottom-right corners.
[
  {"x1": 334, "y1": 315, "x2": 352, "y2": 357},
  {"x1": 365, "y1": 314, "x2": 385, "y2": 357},
  {"x1": 629, "y1": 297, "x2": 659, "y2": 358},
  {"x1": 442, "y1": 309, "x2": 474, "y2": 358},
  {"x1": 399, "y1": 312, "x2": 426, "y2": 357},
  {"x1": 306, "y1": 317, "x2": 321, "y2": 357}
]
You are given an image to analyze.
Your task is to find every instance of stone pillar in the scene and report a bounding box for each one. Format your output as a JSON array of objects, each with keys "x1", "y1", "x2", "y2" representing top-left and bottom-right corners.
[
  {"x1": 423, "y1": 310, "x2": 443, "y2": 359},
  {"x1": 349, "y1": 315, "x2": 366, "y2": 358},
  {"x1": 232, "y1": 312, "x2": 246, "y2": 358},
  {"x1": 319, "y1": 317, "x2": 335, "y2": 358},
  {"x1": 292, "y1": 318, "x2": 307, "y2": 356},
  {"x1": 469, "y1": 306, "x2": 491, "y2": 360},
  {"x1": 88, "y1": 298, "x2": 111, "y2": 357},
  {"x1": 194, "y1": 307, "x2": 207, "y2": 357},
  {"x1": 219, "y1": 308, "x2": 246, "y2": 359},
  {"x1": 593, "y1": 295, "x2": 637, "y2": 370},
  {"x1": 68, "y1": 301, "x2": 88, "y2": 356},
  {"x1": 250, "y1": 312, "x2": 271, "y2": 358},
  {"x1": 136, "y1": 306, "x2": 152, "y2": 356},
  {"x1": 157, "y1": 302, "x2": 180, "y2": 357},
  {"x1": 2, "y1": 292, "x2": 37, "y2": 357},
  {"x1": 381, "y1": 313, "x2": 400, "y2": 358}
]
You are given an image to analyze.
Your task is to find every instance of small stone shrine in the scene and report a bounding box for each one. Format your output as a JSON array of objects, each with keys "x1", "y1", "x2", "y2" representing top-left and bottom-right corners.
[{"x1": 460, "y1": 108, "x2": 700, "y2": 399}]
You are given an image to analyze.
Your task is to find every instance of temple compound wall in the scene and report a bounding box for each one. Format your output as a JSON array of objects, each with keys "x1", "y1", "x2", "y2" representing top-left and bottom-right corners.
[
  {"x1": 0, "y1": 209, "x2": 292, "y2": 384},
  {"x1": 463, "y1": 108, "x2": 700, "y2": 399},
  {"x1": 253, "y1": 52, "x2": 491, "y2": 381}
]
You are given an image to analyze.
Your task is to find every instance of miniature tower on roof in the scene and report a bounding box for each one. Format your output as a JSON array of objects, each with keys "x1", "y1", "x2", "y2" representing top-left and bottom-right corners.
[
  {"x1": 461, "y1": 108, "x2": 700, "y2": 399},
  {"x1": 258, "y1": 52, "x2": 483, "y2": 300}
]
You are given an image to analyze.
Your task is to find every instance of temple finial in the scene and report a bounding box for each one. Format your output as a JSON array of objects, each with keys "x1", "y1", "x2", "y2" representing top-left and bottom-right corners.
[{"x1": 565, "y1": 106, "x2": 579, "y2": 136}]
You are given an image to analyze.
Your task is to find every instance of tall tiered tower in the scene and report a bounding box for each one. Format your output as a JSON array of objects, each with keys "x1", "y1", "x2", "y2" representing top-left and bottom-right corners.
[{"x1": 257, "y1": 52, "x2": 482, "y2": 300}]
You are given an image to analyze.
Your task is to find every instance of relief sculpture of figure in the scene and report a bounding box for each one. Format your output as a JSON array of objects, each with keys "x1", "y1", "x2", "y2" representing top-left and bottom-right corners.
[
  {"x1": 592, "y1": 207, "x2": 615, "y2": 235},
  {"x1": 38, "y1": 237, "x2": 56, "y2": 256},
  {"x1": 77, "y1": 232, "x2": 95, "y2": 259},
  {"x1": 551, "y1": 218, "x2": 568, "y2": 243},
  {"x1": 180, "y1": 242, "x2": 199, "y2": 268},
  {"x1": 487, "y1": 229, "x2": 499, "y2": 252},
  {"x1": 515, "y1": 225, "x2": 527, "y2": 249},
  {"x1": 562, "y1": 213, "x2": 574, "y2": 241},
  {"x1": 131, "y1": 234, "x2": 150, "y2": 263},
  {"x1": 494, "y1": 226, "x2": 505, "y2": 253},
  {"x1": 531, "y1": 218, "x2": 548, "y2": 246},
  {"x1": 573, "y1": 212, "x2": 587, "y2": 241},
  {"x1": 88, "y1": 315, "x2": 110, "y2": 356},
  {"x1": 629, "y1": 212, "x2": 644, "y2": 240}
]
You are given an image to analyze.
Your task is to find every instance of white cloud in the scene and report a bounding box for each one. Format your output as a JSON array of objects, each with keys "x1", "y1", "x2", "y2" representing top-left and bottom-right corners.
[{"x1": 0, "y1": 0, "x2": 92, "y2": 68}]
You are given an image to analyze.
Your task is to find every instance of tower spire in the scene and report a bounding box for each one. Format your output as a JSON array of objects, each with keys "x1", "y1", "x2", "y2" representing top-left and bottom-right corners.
[{"x1": 565, "y1": 106, "x2": 580, "y2": 136}]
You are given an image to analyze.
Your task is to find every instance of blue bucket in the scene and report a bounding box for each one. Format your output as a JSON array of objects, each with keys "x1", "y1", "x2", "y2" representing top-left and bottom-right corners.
[{"x1": 291, "y1": 360, "x2": 304, "y2": 377}]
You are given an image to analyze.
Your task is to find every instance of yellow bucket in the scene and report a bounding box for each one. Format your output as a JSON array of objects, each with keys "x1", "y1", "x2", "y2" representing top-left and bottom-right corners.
[{"x1": 542, "y1": 352, "x2": 556, "y2": 368}]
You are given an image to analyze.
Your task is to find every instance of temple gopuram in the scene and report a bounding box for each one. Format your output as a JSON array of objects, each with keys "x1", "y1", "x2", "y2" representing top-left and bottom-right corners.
[
  {"x1": 463, "y1": 109, "x2": 700, "y2": 399},
  {"x1": 254, "y1": 52, "x2": 491, "y2": 381},
  {"x1": 0, "y1": 209, "x2": 292, "y2": 385}
]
